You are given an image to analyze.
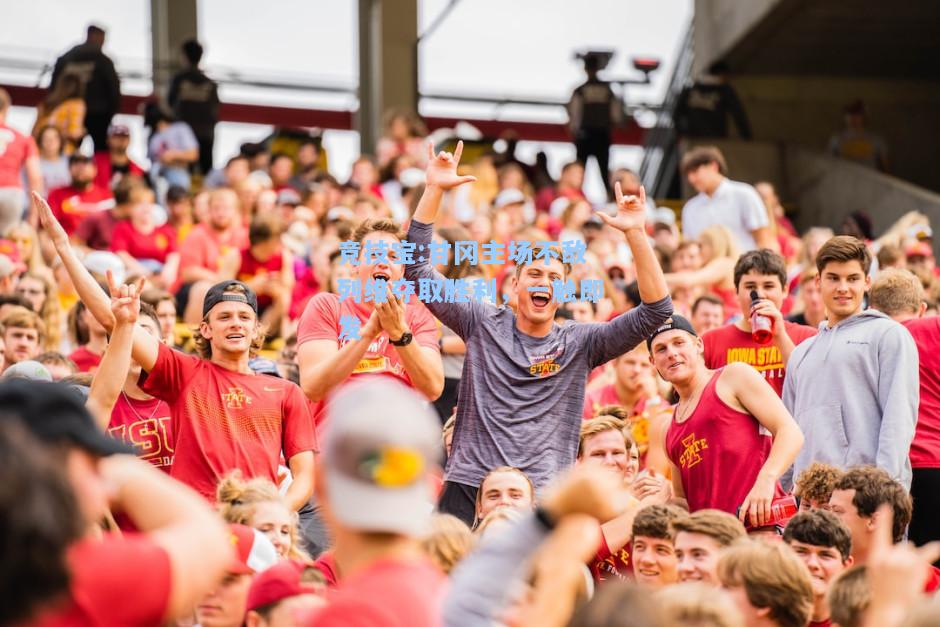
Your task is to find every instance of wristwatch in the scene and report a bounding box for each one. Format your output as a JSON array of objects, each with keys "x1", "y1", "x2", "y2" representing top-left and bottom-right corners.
[{"x1": 390, "y1": 331, "x2": 414, "y2": 347}]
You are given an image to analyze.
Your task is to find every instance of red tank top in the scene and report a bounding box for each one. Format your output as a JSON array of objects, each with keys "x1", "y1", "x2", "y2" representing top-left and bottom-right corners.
[{"x1": 665, "y1": 369, "x2": 779, "y2": 514}]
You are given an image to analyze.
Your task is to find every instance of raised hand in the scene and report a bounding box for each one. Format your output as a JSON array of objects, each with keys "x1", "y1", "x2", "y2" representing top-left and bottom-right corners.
[
  {"x1": 597, "y1": 181, "x2": 648, "y2": 233},
  {"x1": 107, "y1": 270, "x2": 144, "y2": 325},
  {"x1": 376, "y1": 284, "x2": 409, "y2": 343},
  {"x1": 425, "y1": 140, "x2": 477, "y2": 191},
  {"x1": 31, "y1": 191, "x2": 68, "y2": 248}
]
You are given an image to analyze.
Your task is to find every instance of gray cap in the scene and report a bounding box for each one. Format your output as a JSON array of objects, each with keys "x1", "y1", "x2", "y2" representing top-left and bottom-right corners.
[
  {"x1": 2, "y1": 360, "x2": 53, "y2": 382},
  {"x1": 323, "y1": 379, "x2": 442, "y2": 537}
]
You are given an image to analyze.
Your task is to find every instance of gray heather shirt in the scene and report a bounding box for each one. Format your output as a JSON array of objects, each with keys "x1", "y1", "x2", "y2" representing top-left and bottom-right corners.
[{"x1": 406, "y1": 220, "x2": 673, "y2": 489}]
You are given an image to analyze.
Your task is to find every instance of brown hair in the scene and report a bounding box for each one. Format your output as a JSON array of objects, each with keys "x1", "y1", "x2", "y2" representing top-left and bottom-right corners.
[
  {"x1": 1, "y1": 308, "x2": 46, "y2": 342},
  {"x1": 578, "y1": 414, "x2": 636, "y2": 459},
  {"x1": 352, "y1": 218, "x2": 405, "y2": 245},
  {"x1": 420, "y1": 514, "x2": 474, "y2": 575},
  {"x1": 670, "y1": 509, "x2": 746, "y2": 547},
  {"x1": 869, "y1": 268, "x2": 923, "y2": 317},
  {"x1": 568, "y1": 581, "x2": 667, "y2": 627},
  {"x1": 815, "y1": 235, "x2": 872, "y2": 275},
  {"x1": 692, "y1": 293, "x2": 725, "y2": 316},
  {"x1": 633, "y1": 504, "x2": 685, "y2": 542},
  {"x1": 733, "y1": 249, "x2": 787, "y2": 289},
  {"x1": 193, "y1": 283, "x2": 265, "y2": 359},
  {"x1": 18, "y1": 272, "x2": 61, "y2": 351},
  {"x1": 680, "y1": 146, "x2": 728, "y2": 176},
  {"x1": 0, "y1": 87, "x2": 10, "y2": 112},
  {"x1": 798, "y1": 266, "x2": 818, "y2": 287},
  {"x1": 834, "y1": 466, "x2": 911, "y2": 543},
  {"x1": 827, "y1": 565, "x2": 869, "y2": 627},
  {"x1": 248, "y1": 213, "x2": 285, "y2": 247},
  {"x1": 876, "y1": 243, "x2": 903, "y2": 269},
  {"x1": 216, "y1": 470, "x2": 309, "y2": 560},
  {"x1": 35, "y1": 352, "x2": 77, "y2": 376},
  {"x1": 794, "y1": 462, "x2": 842, "y2": 506},
  {"x1": 783, "y1": 509, "x2": 853, "y2": 561},
  {"x1": 438, "y1": 225, "x2": 481, "y2": 280},
  {"x1": 717, "y1": 540, "x2": 813, "y2": 627},
  {"x1": 656, "y1": 582, "x2": 744, "y2": 627}
]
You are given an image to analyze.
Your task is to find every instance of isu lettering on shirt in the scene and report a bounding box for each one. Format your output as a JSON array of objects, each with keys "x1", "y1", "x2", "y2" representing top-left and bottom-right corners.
[
  {"x1": 665, "y1": 369, "x2": 783, "y2": 514},
  {"x1": 139, "y1": 342, "x2": 317, "y2": 500},
  {"x1": 589, "y1": 535, "x2": 633, "y2": 582},
  {"x1": 108, "y1": 394, "x2": 174, "y2": 471},
  {"x1": 702, "y1": 321, "x2": 817, "y2": 397}
]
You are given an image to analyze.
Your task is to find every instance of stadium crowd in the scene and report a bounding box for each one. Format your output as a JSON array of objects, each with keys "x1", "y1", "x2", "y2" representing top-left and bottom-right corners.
[{"x1": 3, "y1": 24, "x2": 940, "y2": 627}]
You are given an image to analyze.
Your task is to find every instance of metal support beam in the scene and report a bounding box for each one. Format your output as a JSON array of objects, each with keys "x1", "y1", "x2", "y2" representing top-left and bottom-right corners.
[
  {"x1": 357, "y1": 0, "x2": 418, "y2": 155},
  {"x1": 150, "y1": 0, "x2": 198, "y2": 102}
]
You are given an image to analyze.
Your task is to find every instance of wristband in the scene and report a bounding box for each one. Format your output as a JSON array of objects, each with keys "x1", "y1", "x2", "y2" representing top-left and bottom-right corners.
[{"x1": 534, "y1": 506, "x2": 557, "y2": 531}]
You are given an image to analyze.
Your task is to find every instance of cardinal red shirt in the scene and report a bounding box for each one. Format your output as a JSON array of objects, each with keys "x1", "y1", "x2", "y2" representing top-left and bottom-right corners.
[
  {"x1": 297, "y1": 292, "x2": 439, "y2": 426},
  {"x1": 238, "y1": 247, "x2": 285, "y2": 307},
  {"x1": 30, "y1": 534, "x2": 171, "y2": 626},
  {"x1": 107, "y1": 394, "x2": 174, "y2": 471},
  {"x1": 139, "y1": 342, "x2": 317, "y2": 500},
  {"x1": 304, "y1": 558, "x2": 447, "y2": 627},
  {"x1": 92, "y1": 151, "x2": 145, "y2": 189},
  {"x1": 590, "y1": 534, "x2": 633, "y2": 582},
  {"x1": 665, "y1": 369, "x2": 782, "y2": 514},
  {"x1": 702, "y1": 321, "x2": 817, "y2": 397},
  {"x1": 0, "y1": 123, "x2": 37, "y2": 187},
  {"x1": 47, "y1": 183, "x2": 115, "y2": 236},
  {"x1": 903, "y1": 318, "x2": 940, "y2": 468},
  {"x1": 110, "y1": 222, "x2": 177, "y2": 263},
  {"x1": 175, "y1": 223, "x2": 248, "y2": 291},
  {"x1": 68, "y1": 345, "x2": 102, "y2": 373}
]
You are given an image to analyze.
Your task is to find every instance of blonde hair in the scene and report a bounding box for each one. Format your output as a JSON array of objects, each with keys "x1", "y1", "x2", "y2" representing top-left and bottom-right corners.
[
  {"x1": 578, "y1": 414, "x2": 637, "y2": 459},
  {"x1": 827, "y1": 565, "x2": 869, "y2": 627},
  {"x1": 699, "y1": 225, "x2": 739, "y2": 261},
  {"x1": 216, "y1": 471, "x2": 308, "y2": 560},
  {"x1": 1, "y1": 306, "x2": 46, "y2": 344},
  {"x1": 656, "y1": 582, "x2": 744, "y2": 627},
  {"x1": 717, "y1": 540, "x2": 813, "y2": 627},
  {"x1": 3, "y1": 222, "x2": 45, "y2": 275},
  {"x1": 18, "y1": 272, "x2": 61, "y2": 351},
  {"x1": 420, "y1": 514, "x2": 474, "y2": 574},
  {"x1": 870, "y1": 268, "x2": 924, "y2": 317}
]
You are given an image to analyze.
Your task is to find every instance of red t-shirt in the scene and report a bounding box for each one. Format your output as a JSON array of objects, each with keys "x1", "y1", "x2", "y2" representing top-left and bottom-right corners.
[
  {"x1": 31, "y1": 534, "x2": 171, "y2": 626},
  {"x1": 808, "y1": 620, "x2": 831, "y2": 627},
  {"x1": 110, "y1": 222, "x2": 177, "y2": 263},
  {"x1": 92, "y1": 151, "x2": 145, "y2": 189},
  {"x1": 903, "y1": 318, "x2": 940, "y2": 468},
  {"x1": 47, "y1": 184, "x2": 115, "y2": 236},
  {"x1": 73, "y1": 210, "x2": 125, "y2": 251},
  {"x1": 590, "y1": 534, "x2": 633, "y2": 583},
  {"x1": 665, "y1": 369, "x2": 782, "y2": 514},
  {"x1": 238, "y1": 247, "x2": 285, "y2": 307},
  {"x1": 297, "y1": 293, "x2": 440, "y2": 425},
  {"x1": 925, "y1": 565, "x2": 940, "y2": 593},
  {"x1": 175, "y1": 223, "x2": 248, "y2": 291},
  {"x1": 139, "y1": 342, "x2": 318, "y2": 500},
  {"x1": 107, "y1": 394, "x2": 174, "y2": 471},
  {"x1": 0, "y1": 123, "x2": 37, "y2": 188},
  {"x1": 304, "y1": 558, "x2": 447, "y2": 627},
  {"x1": 68, "y1": 345, "x2": 102, "y2": 373},
  {"x1": 702, "y1": 321, "x2": 817, "y2": 397}
]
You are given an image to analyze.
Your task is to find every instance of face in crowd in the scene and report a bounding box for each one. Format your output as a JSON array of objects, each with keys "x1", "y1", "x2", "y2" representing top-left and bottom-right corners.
[
  {"x1": 476, "y1": 469, "x2": 535, "y2": 523},
  {"x1": 512, "y1": 259, "x2": 566, "y2": 330},
  {"x1": 579, "y1": 427, "x2": 640, "y2": 487}
]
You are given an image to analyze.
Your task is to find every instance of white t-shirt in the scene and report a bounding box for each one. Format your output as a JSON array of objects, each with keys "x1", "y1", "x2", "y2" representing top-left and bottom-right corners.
[{"x1": 680, "y1": 178, "x2": 769, "y2": 251}]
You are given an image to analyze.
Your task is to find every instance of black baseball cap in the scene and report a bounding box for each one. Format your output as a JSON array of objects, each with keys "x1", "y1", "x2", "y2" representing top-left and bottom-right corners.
[
  {"x1": 68, "y1": 153, "x2": 93, "y2": 164},
  {"x1": 646, "y1": 314, "x2": 697, "y2": 351},
  {"x1": 0, "y1": 379, "x2": 133, "y2": 456},
  {"x1": 202, "y1": 280, "x2": 259, "y2": 317}
]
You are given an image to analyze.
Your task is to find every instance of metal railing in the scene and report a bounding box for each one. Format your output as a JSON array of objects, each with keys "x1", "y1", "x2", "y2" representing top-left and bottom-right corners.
[{"x1": 639, "y1": 21, "x2": 694, "y2": 198}]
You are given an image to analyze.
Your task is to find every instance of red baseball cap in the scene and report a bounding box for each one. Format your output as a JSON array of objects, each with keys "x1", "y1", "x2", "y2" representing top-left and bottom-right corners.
[
  {"x1": 246, "y1": 559, "x2": 323, "y2": 611},
  {"x1": 228, "y1": 524, "x2": 279, "y2": 575}
]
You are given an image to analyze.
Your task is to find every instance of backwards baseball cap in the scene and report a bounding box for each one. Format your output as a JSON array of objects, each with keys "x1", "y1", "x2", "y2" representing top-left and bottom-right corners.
[
  {"x1": 202, "y1": 280, "x2": 259, "y2": 318},
  {"x1": 0, "y1": 379, "x2": 133, "y2": 455},
  {"x1": 246, "y1": 559, "x2": 323, "y2": 612},
  {"x1": 646, "y1": 314, "x2": 697, "y2": 351},
  {"x1": 228, "y1": 524, "x2": 279, "y2": 575},
  {"x1": 494, "y1": 189, "x2": 526, "y2": 210},
  {"x1": 323, "y1": 379, "x2": 442, "y2": 537}
]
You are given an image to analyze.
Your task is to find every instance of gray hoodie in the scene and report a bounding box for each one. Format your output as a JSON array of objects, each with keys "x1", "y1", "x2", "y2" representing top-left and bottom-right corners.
[{"x1": 782, "y1": 309, "x2": 918, "y2": 490}]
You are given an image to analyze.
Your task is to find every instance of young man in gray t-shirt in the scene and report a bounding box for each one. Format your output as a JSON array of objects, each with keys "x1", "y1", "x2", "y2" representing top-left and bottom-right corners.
[{"x1": 406, "y1": 142, "x2": 673, "y2": 525}]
